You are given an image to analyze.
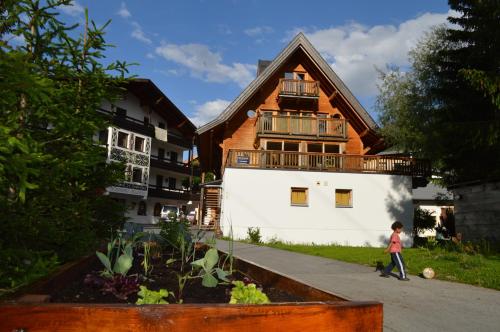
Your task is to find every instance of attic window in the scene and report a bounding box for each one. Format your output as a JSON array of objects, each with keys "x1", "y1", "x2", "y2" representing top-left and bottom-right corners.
[{"x1": 284, "y1": 72, "x2": 294, "y2": 79}]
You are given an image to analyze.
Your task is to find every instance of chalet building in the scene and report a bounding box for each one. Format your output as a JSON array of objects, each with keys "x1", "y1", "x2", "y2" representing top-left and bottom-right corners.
[
  {"x1": 196, "y1": 33, "x2": 430, "y2": 246},
  {"x1": 98, "y1": 79, "x2": 199, "y2": 225}
]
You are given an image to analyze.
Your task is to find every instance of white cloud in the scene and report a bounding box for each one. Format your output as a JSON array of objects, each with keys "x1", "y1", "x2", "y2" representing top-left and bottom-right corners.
[
  {"x1": 286, "y1": 11, "x2": 453, "y2": 98},
  {"x1": 117, "y1": 2, "x2": 131, "y2": 18},
  {"x1": 155, "y1": 43, "x2": 256, "y2": 88},
  {"x1": 190, "y1": 99, "x2": 231, "y2": 127},
  {"x1": 146, "y1": 52, "x2": 155, "y2": 59},
  {"x1": 60, "y1": 1, "x2": 84, "y2": 16},
  {"x1": 244, "y1": 26, "x2": 274, "y2": 37},
  {"x1": 131, "y1": 21, "x2": 152, "y2": 44}
]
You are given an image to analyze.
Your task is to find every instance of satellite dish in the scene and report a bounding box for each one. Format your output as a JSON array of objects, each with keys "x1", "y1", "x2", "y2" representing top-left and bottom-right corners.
[{"x1": 247, "y1": 110, "x2": 256, "y2": 118}]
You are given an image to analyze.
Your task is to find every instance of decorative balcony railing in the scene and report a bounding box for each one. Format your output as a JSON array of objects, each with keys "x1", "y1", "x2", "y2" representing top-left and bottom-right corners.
[
  {"x1": 279, "y1": 78, "x2": 319, "y2": 98},
  {"x1": 257, "y1": 115, "x2": 347, "y2": 139},
  {"x1": 225, "y1": 149, "x2": 431, "y2": 177}
]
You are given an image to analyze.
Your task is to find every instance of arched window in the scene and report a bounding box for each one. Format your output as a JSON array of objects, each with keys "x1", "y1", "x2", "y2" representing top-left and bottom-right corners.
[
  {"x1": 137, "y1": 201, "x2": 147, "y2": 216},
  {"x1": 154, "y1": 203, "x2": 162, "y2": 216}
]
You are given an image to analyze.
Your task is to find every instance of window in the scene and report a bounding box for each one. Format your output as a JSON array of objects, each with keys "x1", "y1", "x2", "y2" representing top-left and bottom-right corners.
[
  {"x1": 134, "y1": 136, "x2": 145, "y2": 152},
  {"x1": 98, "y1": 130, "x2": 108, "y2": 145},
  {"x1": 154, "y1": 203, "x2": 162, "y2": 216},
  {"x1": 156, "y1": 175, "x2": 163, "y2": 188},
  {"x1": 117, "y1": 131, "x2": 129, "y2": 148},
  {"x1": 137, "y1": 201, "x2": 147, "y2": 216},
  {"x1": 266, "y1": 141, "x2": 282, "y2": 150},
  {"x1": 325, "y1": 144, "x2": 340, "y2": 153},
  {"x1": 132, "y1": 168, "x2": 143, "y2": 183},
  {"x1": 115, "y1": 107, "x2": 126, "y2": 118},
  {"x1": 335, "y1": 189, "x2": 352, "y2": 208},
  {"x1": 158, "y1": 148, "x2": 165, "y2": 160},
  {"x1": 284, "y1": 72, "x2": 294, "y2": 79},
  {"x1": 168, "y1": 177, "x2": 176, "y2": 189},
  {"x1": 291, "y1": 187, "x2": 308, "y2": 206},
  {"x1": 170, "y1": 151, "x2": 178, "y2": 163}
]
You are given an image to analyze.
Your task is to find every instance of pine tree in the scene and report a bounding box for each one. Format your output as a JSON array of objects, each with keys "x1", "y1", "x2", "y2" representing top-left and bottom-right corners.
[
  {"x1": 0, "y1": 0, "x2": 131, "y2": 273},
  {"x1": 434, "y1": 0, "x2": 500, "y2": 183},
  {"x1": 376, "y1": 0, "x2": 500, "y2": 185}
]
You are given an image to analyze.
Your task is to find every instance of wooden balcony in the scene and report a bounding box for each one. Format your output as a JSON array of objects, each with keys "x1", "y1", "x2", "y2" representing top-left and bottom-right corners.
[
  {"x1": 225, "y1": 149, "x2": 431, "y2": 177},
  {"x1": 257, "y1": 115, "x2": 347, "y2": 140},
  {"x1": 279, "y1": 78, "x2": 319, "y2": 98},
  {"x1": 148, "y1": 185, "x2": 199, "y2": 201},
  {"x1": 97, "y1": 108, "x2": 192, "y2": 148},
  {"x1": 150, "y1": 155, "x2": 201, "y2": 175}
]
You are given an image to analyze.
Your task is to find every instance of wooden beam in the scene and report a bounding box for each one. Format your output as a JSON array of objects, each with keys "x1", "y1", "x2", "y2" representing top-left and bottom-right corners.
[
  {"x1": 329, "y1": 90, "x2": 338, "y2": 102},
  {"x1": 359, "y1": 128, "x2": 370, "y2": 139},
  {"x1": 177, "y1": 119, "x2": 187, "y2": 128},
  {"x1": 155, "y1": 96, "x2": 165, "y2": 105}
]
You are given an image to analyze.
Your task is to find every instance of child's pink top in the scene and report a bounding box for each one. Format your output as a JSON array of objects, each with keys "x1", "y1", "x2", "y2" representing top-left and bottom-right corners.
[{"x1": 389, "y1": 232, "x2": 402, "y2": 253}]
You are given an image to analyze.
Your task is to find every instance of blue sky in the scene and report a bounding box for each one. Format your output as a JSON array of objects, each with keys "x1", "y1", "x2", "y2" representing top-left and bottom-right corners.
[{"x1": 58, "y1": 0, "x2": 452, "y2": 126}]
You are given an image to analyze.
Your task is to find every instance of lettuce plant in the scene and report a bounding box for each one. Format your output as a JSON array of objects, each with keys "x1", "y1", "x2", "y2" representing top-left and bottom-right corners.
[
  {"x1": 229, "y1": 280, "x2": 270, "y2": 304},
  {"x1": 136, "y1": 286, "x2": 173, "y2": 305}
]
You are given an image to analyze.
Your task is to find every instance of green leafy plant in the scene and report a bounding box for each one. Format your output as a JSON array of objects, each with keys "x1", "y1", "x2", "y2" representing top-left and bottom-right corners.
[
  {"x1": 191, "y1": 248, "x2": 230, "y2": 288},
  {"x1": 136, "y1": 286, "x2": 173, "y2": 305},
  {"x1": 229, "y1": 280, "x2": 270, "y2": 304},
  {"x1": 247, "y1": 227, "x2": 262, "y2": 244},
  {"x1": 96, "y1": 231, "x2": 143, "y2": 278}
]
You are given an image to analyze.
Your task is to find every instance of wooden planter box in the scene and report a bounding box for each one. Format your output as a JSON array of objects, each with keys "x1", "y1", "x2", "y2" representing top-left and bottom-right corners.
[{"x1": 0, "y1": 253, "x2": 382, "y2": 332}]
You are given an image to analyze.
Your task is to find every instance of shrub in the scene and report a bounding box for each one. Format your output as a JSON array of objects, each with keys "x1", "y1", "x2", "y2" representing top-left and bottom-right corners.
[
  {"x1": 247, "y1": 227, "x2": 261, "y2": 244},
  {"x1": 413, "y1": 208, "x2": 436, "y2": 237},
  {"x1": 0, "y1": 249, "x2": 59, "y2": 297}
]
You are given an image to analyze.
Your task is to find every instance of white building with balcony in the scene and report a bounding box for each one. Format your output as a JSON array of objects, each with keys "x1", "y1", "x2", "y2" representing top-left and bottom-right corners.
[{"x1": 99, "y1": 79, "x2": 199, "y2": 225}]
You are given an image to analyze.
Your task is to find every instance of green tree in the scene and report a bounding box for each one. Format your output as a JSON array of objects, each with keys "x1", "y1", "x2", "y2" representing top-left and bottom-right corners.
[
  {"x1": 0, "y1": 0, "x2": 131, "y2": 268},
  {"x1": 376, "y1": 1, "x2": 500, "y2": 185}
]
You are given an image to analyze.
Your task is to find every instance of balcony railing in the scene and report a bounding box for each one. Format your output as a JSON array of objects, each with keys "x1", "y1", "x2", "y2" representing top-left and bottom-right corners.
[
  {"x1": 148, "y1": 184, "x2": 199, "y2": 200},
  {"x1": 279, "y1": 79, "x2": 319, "y2": 98},
  {"x1": 225, "y1": 149, "x2": 431, "y2": 177},
  {"x1": 150, "y1": 155, "x2": 201, "y2": 176},
  {"x1": 97, "y1": 108, "x2": 192, "y2": 149},
  {"x1": 257, "y1": 115, "x2": 347, "y2": 139}
]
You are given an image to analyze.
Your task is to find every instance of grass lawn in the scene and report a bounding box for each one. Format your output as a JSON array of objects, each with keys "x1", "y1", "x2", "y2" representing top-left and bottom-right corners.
[{"x1": 262, "y1": 242, "x2": 500, "y2": 290}]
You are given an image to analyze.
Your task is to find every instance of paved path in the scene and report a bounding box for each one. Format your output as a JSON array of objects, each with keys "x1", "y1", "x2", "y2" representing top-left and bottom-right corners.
[{"x1": 216, "y1": 240, "x2": 500, "y2": 332}]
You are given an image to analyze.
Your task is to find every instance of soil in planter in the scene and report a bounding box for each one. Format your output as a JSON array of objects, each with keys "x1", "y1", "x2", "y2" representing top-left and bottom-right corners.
[{"x1": 50, "y1": 249, "x2": 304, "y2": 304}]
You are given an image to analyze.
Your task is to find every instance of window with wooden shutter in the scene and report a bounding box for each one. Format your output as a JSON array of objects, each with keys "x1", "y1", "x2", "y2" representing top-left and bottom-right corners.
[
  {"x1": 291, "y1": 187, "x2": 308, "y2": 206},
  {"x1": 335, "y1": 189, "x2": 352, "y2": 208}
]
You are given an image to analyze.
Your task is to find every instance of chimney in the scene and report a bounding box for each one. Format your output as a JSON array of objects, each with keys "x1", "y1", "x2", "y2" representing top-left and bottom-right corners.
[{"x1": 257, "y1": 59, "x2": 272, "y2": 77}]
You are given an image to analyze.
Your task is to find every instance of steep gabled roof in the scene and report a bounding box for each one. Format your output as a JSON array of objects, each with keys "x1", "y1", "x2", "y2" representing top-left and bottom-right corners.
[
  {"x1": 128, "y1": 78, "x2": 196, "y2": 136},
  {"x1": 197, "y1": 32, "x2": 377, "y2": 135}
]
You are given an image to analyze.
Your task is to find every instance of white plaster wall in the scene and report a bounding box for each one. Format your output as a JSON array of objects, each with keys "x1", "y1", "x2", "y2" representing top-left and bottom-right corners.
[{"x1": 221, "y1": 168, "x2": 413, "y2": 247}]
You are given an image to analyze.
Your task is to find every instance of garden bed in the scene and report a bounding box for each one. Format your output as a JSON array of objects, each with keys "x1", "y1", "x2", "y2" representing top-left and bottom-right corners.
[{"x1": 0, "y1": 236, "x2": 382, "y2": 331}]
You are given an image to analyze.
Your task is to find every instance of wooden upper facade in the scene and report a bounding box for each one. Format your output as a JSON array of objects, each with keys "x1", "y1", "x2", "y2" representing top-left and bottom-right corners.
[{"x1": 196, "y1": 34, "x2": 390, "y2": 177}]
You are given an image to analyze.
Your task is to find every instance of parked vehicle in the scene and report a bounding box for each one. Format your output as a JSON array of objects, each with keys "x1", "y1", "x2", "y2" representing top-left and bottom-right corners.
[{"x1": 160, "y1": 205, "x2": 179, "y2": 221}]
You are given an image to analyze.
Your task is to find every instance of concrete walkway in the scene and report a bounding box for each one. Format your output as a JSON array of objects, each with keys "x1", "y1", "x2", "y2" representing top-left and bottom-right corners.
[{"x1": 216, "y1": 240, "x2": 500, "y2": 332}]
